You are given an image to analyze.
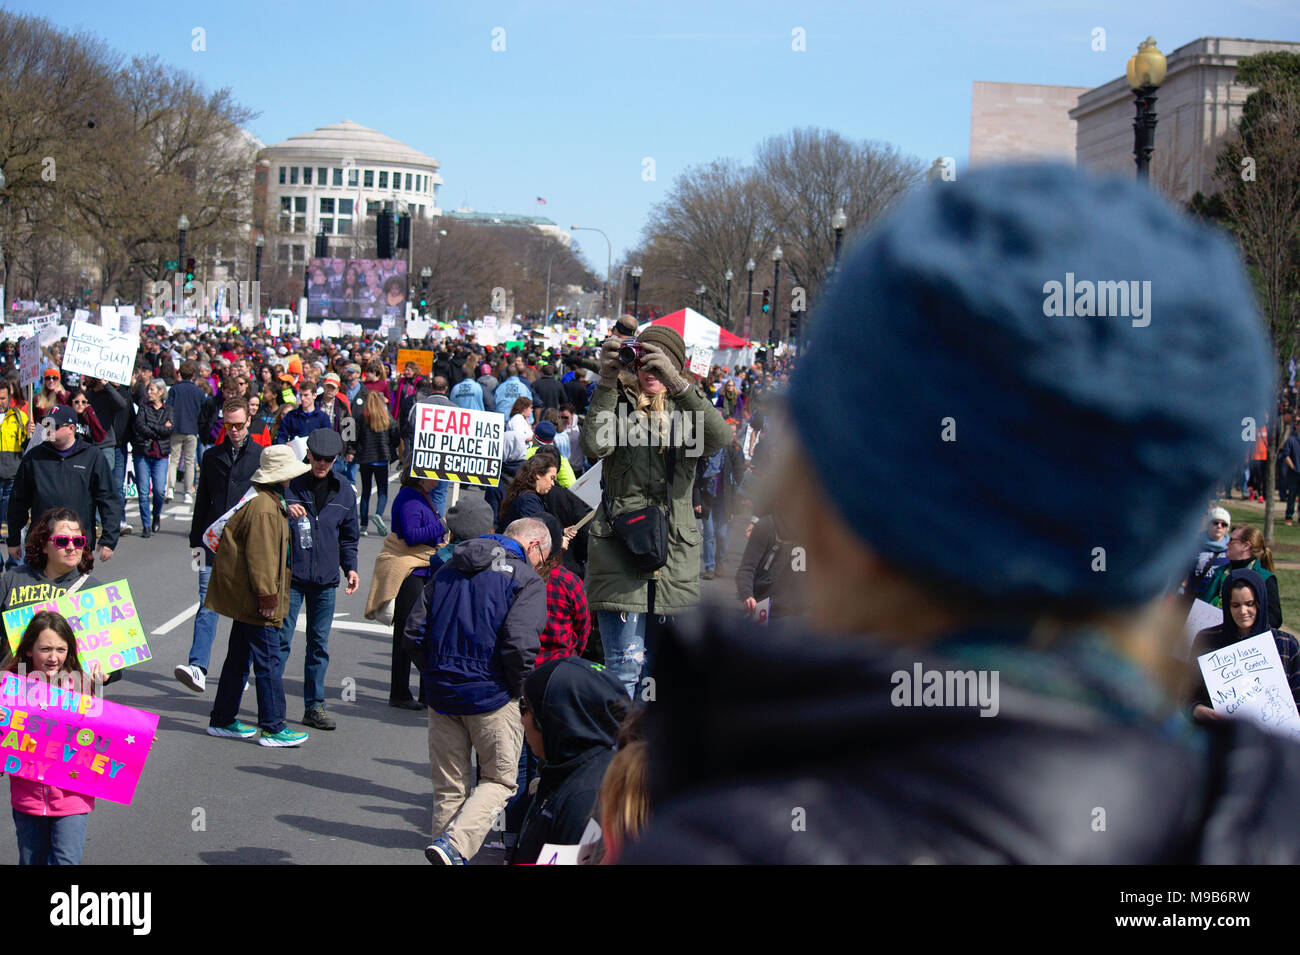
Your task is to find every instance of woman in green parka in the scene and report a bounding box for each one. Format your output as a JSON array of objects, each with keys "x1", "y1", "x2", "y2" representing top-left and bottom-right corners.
[{"x1": 580, "y1": 325, "x2": 731, "y2": 698}]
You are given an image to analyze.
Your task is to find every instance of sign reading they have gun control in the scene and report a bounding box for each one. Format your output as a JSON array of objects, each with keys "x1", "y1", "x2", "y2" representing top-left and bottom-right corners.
[
  {"x1": 4, "y1": 580, "x2": 149, "y2": 675},
  {"x1": 410, "y1": 405, "x2": 504, "y2": 487},
  {"x1": 0, "y1": 672, "x2": 159, "y2": 804},
  {"x1": 61, "y1": 319, "x2": 139, "y2": 386}
]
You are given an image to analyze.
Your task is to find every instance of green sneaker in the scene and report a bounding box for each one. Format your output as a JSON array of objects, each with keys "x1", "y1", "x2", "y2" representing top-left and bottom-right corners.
[
  {"x1": 259, "y1": 726, "x2": 308, "y2": 748},
  {"x1": 207, "y1": 720, "x2": 257, "y2": 739}
]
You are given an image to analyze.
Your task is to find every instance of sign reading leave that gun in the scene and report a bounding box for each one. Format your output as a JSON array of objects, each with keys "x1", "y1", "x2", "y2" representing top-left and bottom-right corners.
[
  {"x1": 3, "y1": 580, "x2": 149, "y2": 675},
  {"x1": 410, "y1": 405, "x2": 504, "y2": 487},
  {"x1": 1197, "y1": 632, "x2": 1300, "y2": 742},
  {"x1": 61, "y1": 320, "x2": 139, "y2": 386},
  {"x1": 0, "y1": 672, "x2": 159, "y2": 805}
]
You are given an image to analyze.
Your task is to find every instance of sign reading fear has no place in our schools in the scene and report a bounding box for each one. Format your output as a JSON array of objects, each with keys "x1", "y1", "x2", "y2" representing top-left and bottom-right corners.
[{"x1": 410, "y1": 405, "x2": 504, "y2": 487}]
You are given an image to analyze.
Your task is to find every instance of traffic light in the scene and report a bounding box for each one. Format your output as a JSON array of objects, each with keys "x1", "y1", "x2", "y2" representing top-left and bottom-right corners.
[
  {"x1": 761, "y1": 288, "x2": 770, "y2": 314},
  {"x1": 376, "y1": 203, "x2": 394, "y2": 259},
  {"x1": 396, "y1": 213, "x2": 411, "y2": 250},
  {"x1": 184, "y1": 258, "x2": 196, "y2": 289},
  {"x1": 419, "y1": 273, "x2": 429, "y2": 309}
]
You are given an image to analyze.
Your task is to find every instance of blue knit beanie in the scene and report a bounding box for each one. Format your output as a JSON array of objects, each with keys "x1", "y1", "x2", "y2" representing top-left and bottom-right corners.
[{"x1": 790, "y1": 164, "x2": 1273, "y2": 610}]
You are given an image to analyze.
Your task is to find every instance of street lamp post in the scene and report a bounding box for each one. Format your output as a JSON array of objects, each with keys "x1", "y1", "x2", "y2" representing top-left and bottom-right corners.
[
  {"x1": 832, "y1": 208, "x2": 847, "y2": 268},
  {"x1": 724, "y1": 269, "x2": 733, "y2": 329},
  {"x1": 770, "y1": 246, "x2": 783, "y2": 345},
  {"x1": 1127, "y1": 37, "x2": 1167, "y2": 182},
  {"x1": 696, "y1": 284, "x2": 706, "y2": 314},
  {"x1": 744, "y1": 257, "x2": 755, "y2": 340},
  {"x1": 570, "y1": 225, "x2": 611, "y2": 315},
  {"x1": 254, "y1": 235, "x2": 265, "y2": 317},
  {"x1": 177, "y1": 213, "x2": 189, "y2": 316},
  {"x1": 0, "y1": 169, "x2": 7, "y2": 316},
  {"x1": 630, "y1": 265, "x2": 642, "y2": 321}
]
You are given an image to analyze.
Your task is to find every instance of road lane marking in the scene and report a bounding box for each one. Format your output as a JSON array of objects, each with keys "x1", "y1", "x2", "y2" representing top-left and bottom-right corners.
[{"x1": 153, "y1": 601, "x2": 201, "y2": 635}]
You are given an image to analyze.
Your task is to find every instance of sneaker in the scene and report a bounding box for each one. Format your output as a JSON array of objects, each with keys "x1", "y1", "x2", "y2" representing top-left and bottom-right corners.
[
  {"x1": 119, "y1": 521, "x2": 134, "y2": 535},
  {"x1": 259, "y1": 727, "x2": 309, "y2": 747},
  {"x1": 174, "y1": 664, "x2": 206, "y2": 692},
  {"x1": 184, "y1": 492, "x2": 194, "y2": 505},
  {"x1": 207, "y1": 720, "x2": 257, "y2": 739},
  {"x1": 165, "y1": 489, "x2": 174, "y2": 502},
  {"x1": 302, "y1": 705, "x2": 336, "y2": 730},
  {"x1": 424, "y1": 836, "x2": 466, "y2": 865},
  {"x1": 371, "y1": 515, "x2": 388, "y2": 536}
]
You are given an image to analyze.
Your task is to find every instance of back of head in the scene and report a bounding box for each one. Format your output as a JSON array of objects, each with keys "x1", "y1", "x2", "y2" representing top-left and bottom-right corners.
[{"x1": 524, "y1": 657, "x2": 629, "y2": 766}]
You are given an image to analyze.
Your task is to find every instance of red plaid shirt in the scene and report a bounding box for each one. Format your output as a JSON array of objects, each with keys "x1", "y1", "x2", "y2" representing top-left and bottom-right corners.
[{"x1": 537, "y1": 566, "x2": 590, "y2": 664}]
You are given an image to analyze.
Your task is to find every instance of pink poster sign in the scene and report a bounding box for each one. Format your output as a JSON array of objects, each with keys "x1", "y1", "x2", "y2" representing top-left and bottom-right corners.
[{"x1": 0, "y1": 673, "x2": 159, "y2": 805}]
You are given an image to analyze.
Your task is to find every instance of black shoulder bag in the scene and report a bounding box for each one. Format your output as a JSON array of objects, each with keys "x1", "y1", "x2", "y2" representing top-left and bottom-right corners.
[{"x1": 601, "y1": 398, "x2": 675, "y2": 572}]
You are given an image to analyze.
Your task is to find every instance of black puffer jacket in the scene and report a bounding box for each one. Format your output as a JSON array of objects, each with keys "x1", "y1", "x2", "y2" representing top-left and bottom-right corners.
[
  {"x1": 131, "y1": 403, "x2": 173, "y2": 459},
  {"x1": 623, "y1": 606, "x2": 1300, "y2": 864},
  {"x1": 349, "y1": 412, "x2": 400, "y2": 465}
]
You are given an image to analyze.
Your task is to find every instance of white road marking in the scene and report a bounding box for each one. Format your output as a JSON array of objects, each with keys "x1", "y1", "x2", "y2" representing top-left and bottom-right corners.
[
  {"x1": 153, "y1": 601, "x2": 200, "y2": 635},
  {"x1": 296, "y1": 617, "x2": 390, "y2": 636}
]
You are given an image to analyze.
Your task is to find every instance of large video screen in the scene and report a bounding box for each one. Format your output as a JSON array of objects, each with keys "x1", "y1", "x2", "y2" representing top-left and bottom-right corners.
[{"x1": 306, "y1": 257, "x2": 407, "y2": 319}]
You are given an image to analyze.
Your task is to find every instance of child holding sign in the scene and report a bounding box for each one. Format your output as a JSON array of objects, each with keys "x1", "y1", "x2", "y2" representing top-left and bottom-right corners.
[{"x1": 2, "y1": 611, "x2": 105, "y2": 864}]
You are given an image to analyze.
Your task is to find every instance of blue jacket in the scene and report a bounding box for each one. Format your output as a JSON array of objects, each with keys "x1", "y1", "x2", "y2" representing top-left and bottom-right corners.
[
  {"x1": 493, "y1": 376, "x2": 533, "y2": 419},
  {"x1": 284, "y1": 471, "x2": 360, "y2": 588},
  {"x1": 276, "y1": 407, "x2": 333, "y2": 444},
  {"x1": 402, "y1": 534, "x2": 546, "y2": 715},
  {"x1": 449, "y1": 378, "x2": 485, "y2": 411},
  {"x1": 166, "y1": 380, "x2": 205, "y2": 436}
]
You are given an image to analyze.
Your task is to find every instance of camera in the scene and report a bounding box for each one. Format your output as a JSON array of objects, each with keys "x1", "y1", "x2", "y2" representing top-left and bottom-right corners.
[{"x1": 618, "y1": 340, "x2": 647, "y2": 366}]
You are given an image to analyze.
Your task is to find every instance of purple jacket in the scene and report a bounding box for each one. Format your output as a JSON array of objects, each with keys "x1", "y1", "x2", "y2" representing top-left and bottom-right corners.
[{"x1": 392, "y1": 486, "x2": 446, "y2": 577}]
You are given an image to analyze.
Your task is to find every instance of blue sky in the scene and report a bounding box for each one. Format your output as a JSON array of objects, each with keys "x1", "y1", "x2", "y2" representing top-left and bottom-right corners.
[{"x1": 24, "y1": 0, "x2": 1300, "y2": 270}]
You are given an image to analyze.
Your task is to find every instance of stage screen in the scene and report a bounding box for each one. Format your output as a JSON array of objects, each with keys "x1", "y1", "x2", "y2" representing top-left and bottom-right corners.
[{"x1": 306, "y1": 257, "x2": 407, "y2": 319}]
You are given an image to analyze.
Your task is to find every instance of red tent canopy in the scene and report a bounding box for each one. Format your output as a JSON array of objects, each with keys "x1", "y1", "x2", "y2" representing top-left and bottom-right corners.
[{"x1": 649, "y1": 308, "x2": 749, "y2": 348}]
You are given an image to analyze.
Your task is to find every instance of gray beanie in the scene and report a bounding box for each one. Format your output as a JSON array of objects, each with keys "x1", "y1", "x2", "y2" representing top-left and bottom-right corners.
[{"x1": 445, "y1": 495, "x2": 495, "y2": 541}]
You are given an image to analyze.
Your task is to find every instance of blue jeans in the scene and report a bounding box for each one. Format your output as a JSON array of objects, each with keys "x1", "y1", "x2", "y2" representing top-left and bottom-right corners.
[
  {"x1": 210, "y1": 618, "x2": 287, "y2": 733},
  {"x1": 699, "y1": 512, "x2": 715, "y2": 573},
  {"x1": 13, "y1": 809, "x2": 89, "y2": 865},
  {"x1": 599, "y1": 610, "x2": 651, "y2": 699},
  {"x1": 190, "y1": 564, "x2": 218, "y2": 673},
  {"x1": 504, "y1": 742, "x2": 538, "y2": 838},
  {"x1": 279, "y1": 584, "x2": 336, "y2": 709},
  {"x1": 133, "y1": 455, "x2": 167, "y2": 527},
  {"x1": 359, "y1": 463, "x2": 389, "y2": 523}
]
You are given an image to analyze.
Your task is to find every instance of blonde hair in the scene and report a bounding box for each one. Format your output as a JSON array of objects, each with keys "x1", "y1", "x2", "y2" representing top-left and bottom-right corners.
[
  {"x1": 598, "y1": 741, "x2": 649, "y2": 865},
  {"x1": 1231, "y1": 523, "x2": 1274, "y2": 572},
  {"x1": 363, "y1": 388, "x2": 390, "y2": 432}
]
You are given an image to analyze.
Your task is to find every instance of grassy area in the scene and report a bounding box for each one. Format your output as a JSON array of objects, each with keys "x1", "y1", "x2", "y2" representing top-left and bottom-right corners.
[{"x1": 1221, "y1": 498, "x2": 1300, "y2": 627}]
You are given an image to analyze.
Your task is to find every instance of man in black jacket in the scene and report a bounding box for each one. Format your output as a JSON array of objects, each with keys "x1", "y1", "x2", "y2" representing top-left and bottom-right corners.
[
  {"x1": 7, "y1": 404, "x2": 121, "y2": 563},
  {"x1": 176, "y1": 397, "x2": 264, "y2": 693},
  {"x1": 85, "y1": 375, "x2": 133, "y2": 540},
  {"x1": 280, "y1": 428, "x2": 361, "y2": 730},
  {"x1": 532, "y1": 365, "x2": 566, "y2": 413},
  {"x1": 624, "y1": 165, "x2": 1300, "y2": 865}
]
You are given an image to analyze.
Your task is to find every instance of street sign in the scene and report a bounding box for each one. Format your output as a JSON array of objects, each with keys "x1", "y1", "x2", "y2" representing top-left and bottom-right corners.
[{"x1": 164, "y1": 260, "x2": 178, "y2": 271}]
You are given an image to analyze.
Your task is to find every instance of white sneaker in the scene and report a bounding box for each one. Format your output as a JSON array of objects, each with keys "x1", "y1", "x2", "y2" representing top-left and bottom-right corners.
[
  {"x1": 165, "y1": 489, "x2": 174, "y2": 502},
  {"x1": 174, "y1": 664, "x2": 205, "y2": 692},
  {"x1": 184, "y1": 492, "x2": 194, "y2": 505},
  {"x1": 119, "y1": 522, "x2": 134, "y2": 535}
]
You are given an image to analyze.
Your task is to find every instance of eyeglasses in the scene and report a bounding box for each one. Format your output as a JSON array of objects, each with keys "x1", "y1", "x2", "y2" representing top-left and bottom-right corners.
[
  {"x1": 1229, "y1": 536, "x2": 1250, "y2": 545},
  {"x1": 71, "y1": 400, "x2": 88, "y2": 407},
  {"x1": 51, "y1": 535, "x2": 87, "y2": 549},
  {"x1": 225, "y1": 420, "x2": 248, "y2": 431},
  {"x1": 1211, "y1": 520, "x2": 1229, "y2": 527},
  {"x1": 310, "y1": 453, "x2": 336, "y2": 463}
]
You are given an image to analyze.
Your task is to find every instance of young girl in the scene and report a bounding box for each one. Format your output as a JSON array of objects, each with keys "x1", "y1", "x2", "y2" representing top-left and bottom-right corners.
[{"x1": 3, "y1": 611, "x2": 105, "y2": 865}]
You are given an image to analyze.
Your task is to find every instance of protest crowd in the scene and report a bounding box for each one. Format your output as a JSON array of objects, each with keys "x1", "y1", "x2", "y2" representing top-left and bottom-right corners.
[{"x1": 2, "y1": 164, "x2": 1300, "y2": 866}]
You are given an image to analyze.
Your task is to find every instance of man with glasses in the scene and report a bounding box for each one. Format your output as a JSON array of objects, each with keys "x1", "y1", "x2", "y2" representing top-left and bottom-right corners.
[
  {"x1": 177, "y1": 397, "x2": 264, "y2": 693},
  {"x1": 280, "y1": 429, "x2": 360, "y2": 730},
  {"x1": 7, "y1": 404, "x2": 121, "y2": 566}
]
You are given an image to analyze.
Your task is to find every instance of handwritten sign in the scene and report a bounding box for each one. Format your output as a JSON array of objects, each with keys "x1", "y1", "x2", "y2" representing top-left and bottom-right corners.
[
  {"x1": 61, "y1": 320, "x2": 138, "y2": 386},
  {"x1": 398, "y1": 349, "x2": 434, "y2": 376},
  {"x1": 410, "y1": 405, "x2": 504, "y2": 487},
  {"x1": 1197, "y1": 632, "x2": 1300, "y2": 741},
  {"x1": 4, "y1": 580, "x2": 149, "y2": 675},
  {"x1": 688, "y1": 344, "x2": 713, "y2": 377},
  {"x1": 0, "y1": 672, "x2": 159, "y2": 804},
  {"x1": 19, "y1": 334, "x2": 40, "y2": 387}
]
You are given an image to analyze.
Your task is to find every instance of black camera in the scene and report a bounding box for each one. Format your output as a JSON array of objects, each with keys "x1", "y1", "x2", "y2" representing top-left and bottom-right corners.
[{"x1": 618, "y1": 340, "x2": 647, "y2": 366}]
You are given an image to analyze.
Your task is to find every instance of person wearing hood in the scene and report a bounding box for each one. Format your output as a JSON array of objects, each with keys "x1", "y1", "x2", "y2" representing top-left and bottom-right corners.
[
  {"x1": 1189, "y1": 567, "x2": 1300, "y2": 722},
  {"x1": 624, "y1": 164, "x2": 1300, "y2": 865},
  {"x1": 510, "y1": 657, "x2": 628, "y2": 865},
  {"x1": 404, "y1": 516, "x2": 550, "y2": 865}
]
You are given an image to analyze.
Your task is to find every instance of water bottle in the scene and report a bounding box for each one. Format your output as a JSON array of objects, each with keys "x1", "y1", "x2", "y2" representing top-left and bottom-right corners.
[{"x1": 297, "y1": 515, "x2": 313, "y2": 549}]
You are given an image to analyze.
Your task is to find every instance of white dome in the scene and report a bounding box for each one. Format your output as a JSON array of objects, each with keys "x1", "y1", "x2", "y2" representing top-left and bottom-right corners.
[{"x1": 260, "y1": 120, "x2": 440, "y2": 172}]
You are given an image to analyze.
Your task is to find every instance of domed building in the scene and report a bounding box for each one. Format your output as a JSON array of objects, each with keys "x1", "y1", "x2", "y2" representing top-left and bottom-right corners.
[{"x1": 255, "y1": 120, "x2": 443, "y2": 269}]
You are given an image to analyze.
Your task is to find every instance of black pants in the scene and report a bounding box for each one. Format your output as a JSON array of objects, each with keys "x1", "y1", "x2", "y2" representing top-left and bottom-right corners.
[
  {"x1": 390, "y1": 571, "x2": 427, "y2": 702},
  {"x1": 1286, "y1": 471, "x2": 1300, "y2": 520}
]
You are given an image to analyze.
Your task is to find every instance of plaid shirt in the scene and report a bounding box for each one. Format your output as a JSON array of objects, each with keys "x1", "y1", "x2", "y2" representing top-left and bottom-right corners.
[{"x1": 537, "y1": 566, "x2": 590, "y2": 665}]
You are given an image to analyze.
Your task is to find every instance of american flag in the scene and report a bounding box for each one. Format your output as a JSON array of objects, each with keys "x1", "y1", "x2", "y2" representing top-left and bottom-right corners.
[{"x1": 536, "y1": 197, "x2": 547, "y2": 205}]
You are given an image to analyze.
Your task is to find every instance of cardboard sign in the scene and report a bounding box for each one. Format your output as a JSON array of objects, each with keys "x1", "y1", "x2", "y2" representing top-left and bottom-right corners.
[
  {"x1": 1197, "y1": 632, "x2": 1300, "y2": 741},
  {"x1": 39, "y1": 323, "x2": 67, "y2": 346},
  {"x1": 0, "y1": 672, "x2": 159, "y2": 805},
  {"x1": 19, "y1": 334, "x2": 40, "y2": 388},
  {"x1": 406, "y1": 317, "x2": 430, "y2": 340},
  {"x1": 62, "y1": 320, "x2": 138, "y2": 385},
  {"x1": 4, "y1": 580, "x2": 149, "y2": 675},
  {"x1": 1182, "y1": 598, "x2": 1222, "y2": 657},
  {"x1": 570, "y1": 459, "x2": 603, "y2": 511},
  {"x1": 119, "y1": 313, "x2": 141, "y2": 337},
  {"x1": 398, "y1": 349, "x2": 435, "y2": 376},
  {"x1": 341, "y1": 322, "x2": 362, "y2": 337},
  {"x1": 320, "y1": 320, "x2": 341, "y2": 339},
  {"x1": 99, "y1": 306, "x2": 120, "y2": 332},
  {"x1": 534, "y1": 819, "x2": 602, "y2": 865},
  {"x1": 410, "y1": 405, "x2": 504, "y2": 487},
  {"x1": 689, "y1": 344, "x2": 713, "y2": 377},
  {"x1": 73, "y1": 308, "x2": 91, "y2": 325}
]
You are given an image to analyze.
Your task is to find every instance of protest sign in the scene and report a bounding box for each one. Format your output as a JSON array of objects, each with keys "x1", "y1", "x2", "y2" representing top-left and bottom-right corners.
[
  {"x1": 1182, "y1": 598, "x2": 1222, "y2": 657},
  {"x1": 3, "y1": 580, "x2": 149, "y2": 675},
  {"x1": 119, "y1": 313, "x2": 141, "y2": 337},
  {"x1": 570, "y1": 459, "x2": 603, "y2": 511},
  {"x1": 0, "y1": 324, "x2": 33, "y2": 343},
  {"x1": 755, "y1": 598, "x2": 771, "y2": 625},
  {"x1": 397, "y1": 349, "x2": 434, "y2": 376},
  {"x1": 533, "y1": 819, "x2": 601, "y2": 865},
  {"x1": 341, "y1": 322, "x2": 362, "y2": 337},
  {"x1": 73, "y1": 308, "x2": 90, "y2": 325},
  {"x1": 269, "y1": 312, "x2": 281, "y2": 336},
  {"x1": 320, "y1": 319, "x2": 342, "y2": 339},
  {"x1": 482, "y1": 315, "x2": 497, "y2": 328},
  {"x1": 1197, "y1": 632, "x2": 1300, "y2": 741},
  {"x1": 477, "y1": 326, "x2": 498, "y2": 347},
  {"x1": 99, "y1": 306, "x2": 120, "y2": 332},
  {"x1": 19, "y1": 335, "x2": 40, "y2": 387},
  {"x1": 410, "y1": 405, "x2": 504, "y2": 487},
  {"x1": 406, "y1": 317, "x2": 430, "y2": 340},
  {"x1": 0, "y1": 672, "x2": 159, "y2": 805},
  {"x1": 39, "y1": 323, "x2": 67, "y2": 346},
  {"x1": 61, "y1": 321, "x2": 138, "y2": 386},
  {"x1": 30, "y1": 313, "x2": 58, "y2": 331},
  {"x1": 301, "y1": 322, "x2": 321, "y2": 339},
  {"x1": 119, "y1": 305, "x2": 135, "y2": 317},
  {"x1": 688, "y1": 344, "x2": 713, "y2": 377}
]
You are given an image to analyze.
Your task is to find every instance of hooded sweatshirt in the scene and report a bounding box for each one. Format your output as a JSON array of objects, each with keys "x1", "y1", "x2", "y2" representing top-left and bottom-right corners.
[
  {"x1": 1189, "y1": 567, "x2": 1300, "y2": 711},
  {"x1": 512, "y1": 657, "x2": 626, "y2": 864}
]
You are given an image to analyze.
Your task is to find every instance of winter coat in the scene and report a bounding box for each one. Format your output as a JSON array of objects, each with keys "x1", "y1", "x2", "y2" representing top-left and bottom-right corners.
[
  {"x1": 401, "y1": 534, "x2": 546, "y2": 715},
  {"x1": 494, "y1": 377, "x2": 534, "y2": 421},
  {"x1": 579, "y1": 381, "x2": 730, "y2": 614},
  {"x1": 188, "y1": 435, "x2": 264, "y2": 559},
  {"x1": 623, "y1": 607, "x2": 1300, "y2": 864},
  {"x1": 350, "y1": 412, "x2": 400, "y2": 464},
  {"x1": 735, "y1": 514, "x2": 803, "y2": 618},
  {"x1": 284, "y1": 471, "x2": 360, "y2": 589},
  {"x1": 87, "y1": 384, "x2": 129, "y2": 449},
  {"x1": 204, "y1": 485, "x2": 291, "y2": 626},
  {"x1": 1202, "y1": 557, "x2": 1282, "y2": 630},
  {"x1": 478, "y1": 376, "x2": 499, "y2": 413},
  {"x1": 6, "y1": 438, "x2": 121, "y2": 551},
  {"x1": 448, "y1": 378, "x2": 485, "y2": 411},
  {"x1": 275, "y1": 407, "x2": 332, "y2": 445},
  {"x1": 72, "y1": 408, "x2": 107, "y2": 446},
  {"x1": 498, "y1": 490, "x2": 546, "y2": 533},
  {"x1": 0, "y1": 407, "x2": 29, "y2": 481},
  {"x1": 533, "y1": 376, "x2": 566, "y2": 412},
  {"x1": 131, "y1": 403, "x2": 173, "y2": 459},
  {"x1": 166, "y1": 379, "x2": 205, "y2": 436}
]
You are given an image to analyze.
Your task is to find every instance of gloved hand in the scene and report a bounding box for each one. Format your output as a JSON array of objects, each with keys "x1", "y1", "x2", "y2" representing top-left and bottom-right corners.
[
  {"x1": 598, "y1": 337, "x2": 623, "y2": 388},
  {"x1": 637, "y1": 341, "x2": 689, "y2": 395}
]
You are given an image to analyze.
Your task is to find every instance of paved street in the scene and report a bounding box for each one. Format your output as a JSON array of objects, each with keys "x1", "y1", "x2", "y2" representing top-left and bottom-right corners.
[{"x1": 0, "y1": 475, "x2": 745, "y2": 865}]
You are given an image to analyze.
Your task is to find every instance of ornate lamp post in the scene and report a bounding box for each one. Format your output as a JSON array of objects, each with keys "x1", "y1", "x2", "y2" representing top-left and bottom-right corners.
[
  {"x1": 744, "y1": 257, "x2": 755, "y2": 340},
  {"x1": 724, "y1": 268, "x2": 733, "y2": 328},
  {"x1": 1126, "y1": 37, "x2": 1167, "y2": 182},
  {"x1": 770, "y1": 245, "x2": 783, "y2": 345},
  {"x1": 696, "y1": 284, "x2": 706, "y2": 314},
  {"x1": 832, "y1": 208, "x2": 847, "y2": 267},
  {"x1": 177, "y1": 213, "x2": 190, "y2": 315},
  {"x1": 630, "y1": 265, "x2": 642, "y2": 320}
]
